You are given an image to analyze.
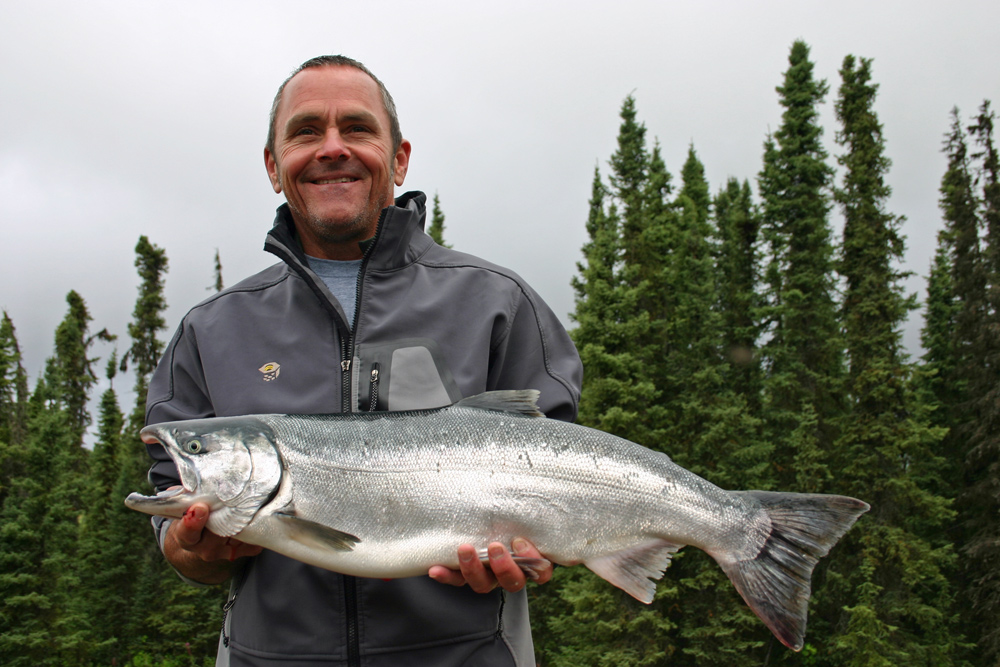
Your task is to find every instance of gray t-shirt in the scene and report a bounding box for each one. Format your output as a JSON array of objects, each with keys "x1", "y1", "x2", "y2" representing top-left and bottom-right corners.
[{"x1": 306, "y1": 256, "x2": 362, "y2": 326}]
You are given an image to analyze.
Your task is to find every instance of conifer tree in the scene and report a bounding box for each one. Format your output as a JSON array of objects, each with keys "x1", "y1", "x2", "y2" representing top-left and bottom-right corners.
[
  {"x1": 826, "y1": 54, "x2": 961, "y2": 666},
  {"x1": 611, "y1": 95, "x2": 652, "y2": 276},
  {"x1": 74, "y1": 353, "x2": 127, "y2": 665},
  {"x1": 118, "y1": 237, "x2": 228, "y2": 661},
  {"x1": 574, "y1": 99, "x2": 661, "y2": 447},
  {"x1": 660, "y1": 148, "x2": 772, "y2": 665},
  {"x1": 210, "y1": 248, "x2": 225, "y2": 292},
  {"x1": 543, "y1": 101, "x2": 680, "y2": 666},
  {"x1": 757, "y1": 40, "x2": 842, "y2": 494},
  {"x1": 428, "y1": 192, "x2": 452, "y2": 247},
  {"x1": 713, "y1": 179, "x2": 763, "y2": 407},
  {"x1": 960, "y1": 100, "x2": 1000, "y2": 664},
  {"x1": 0, "y1": 312, "x2": 29, "y2": 503}
]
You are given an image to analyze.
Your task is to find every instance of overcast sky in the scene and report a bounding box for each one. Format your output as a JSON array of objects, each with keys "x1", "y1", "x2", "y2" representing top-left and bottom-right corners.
[{"x1": 2, "y1": 0, "x2": 999, "y2": 427}]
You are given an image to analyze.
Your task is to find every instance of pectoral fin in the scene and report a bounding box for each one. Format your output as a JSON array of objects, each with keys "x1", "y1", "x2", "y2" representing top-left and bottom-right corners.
[{"x1": 273, "y1": 512, "x2": 360, "y2": 552}]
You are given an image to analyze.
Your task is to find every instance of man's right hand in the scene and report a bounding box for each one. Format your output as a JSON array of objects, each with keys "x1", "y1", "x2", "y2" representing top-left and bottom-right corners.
[{"x1": 163, "y1": 501, "x2": 263, "y2": 585}]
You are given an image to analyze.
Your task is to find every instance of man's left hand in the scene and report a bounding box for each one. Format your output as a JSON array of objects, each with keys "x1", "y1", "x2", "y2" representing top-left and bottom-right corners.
[{"x1": 428, "y1": 538, "x2": 553, "y2": 593}]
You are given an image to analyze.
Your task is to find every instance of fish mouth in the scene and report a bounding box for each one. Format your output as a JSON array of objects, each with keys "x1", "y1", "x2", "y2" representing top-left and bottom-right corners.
[{"x1": 124, "y1": 485, "x2": 197, "y2": 518}]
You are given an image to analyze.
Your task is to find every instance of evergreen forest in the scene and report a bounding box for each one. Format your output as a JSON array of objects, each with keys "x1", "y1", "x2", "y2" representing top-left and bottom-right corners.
[{"x1": 1, "y1": 41, "x2": 997, "y2": 666}]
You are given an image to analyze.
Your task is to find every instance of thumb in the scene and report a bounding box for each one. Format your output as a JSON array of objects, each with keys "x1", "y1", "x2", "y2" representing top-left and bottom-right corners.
[{"x1": 176, "y1": 503, "x2": 210, "y2": 547}]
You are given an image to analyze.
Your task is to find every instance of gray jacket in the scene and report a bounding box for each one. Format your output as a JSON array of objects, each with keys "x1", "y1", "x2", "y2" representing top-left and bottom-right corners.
[{"x1": 145, "y1": 191, "x2": 583, "y2": 666}]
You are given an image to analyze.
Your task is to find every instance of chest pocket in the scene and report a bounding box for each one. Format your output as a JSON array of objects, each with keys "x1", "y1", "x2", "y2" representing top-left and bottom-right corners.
[{"x1": 353, "y1": 338, "x2": 463, "y2": 412}]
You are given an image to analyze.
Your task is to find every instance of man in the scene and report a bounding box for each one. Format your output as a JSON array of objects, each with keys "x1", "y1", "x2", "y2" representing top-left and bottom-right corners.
[{"x1": 144, "y1": 55, "x2": 582, "y2": 667}]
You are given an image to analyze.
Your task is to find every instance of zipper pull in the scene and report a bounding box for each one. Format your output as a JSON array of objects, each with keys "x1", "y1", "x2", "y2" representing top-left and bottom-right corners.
[
  {"x1": 368, "y1": 363, "x2": 381, "y2": 412},
  {"x1": 342, "y1": 360, "x2": 351, "y2": 372}
]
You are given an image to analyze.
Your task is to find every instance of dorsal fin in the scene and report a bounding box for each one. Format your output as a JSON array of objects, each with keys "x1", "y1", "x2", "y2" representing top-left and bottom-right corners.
[{"x1": 452, "y1": 390, "x2": 544, "y2": 418}]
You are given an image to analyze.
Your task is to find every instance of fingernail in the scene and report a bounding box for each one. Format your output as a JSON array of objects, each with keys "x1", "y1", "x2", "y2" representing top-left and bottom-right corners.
[
  {"x1": 489, "y1": 545, "x2": 504, "y2": 560},
  {"x1": 459, "y1": 550, "x2": 474, "y2": 563},
  {"x1": 512, "y1": 538, "x2": 528, "y2": 554}
]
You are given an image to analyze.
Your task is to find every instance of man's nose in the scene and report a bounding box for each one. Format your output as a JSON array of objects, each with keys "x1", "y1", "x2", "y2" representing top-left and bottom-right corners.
[{"x1": 317, "y1": 129, "x2": 350, "y2": 160}]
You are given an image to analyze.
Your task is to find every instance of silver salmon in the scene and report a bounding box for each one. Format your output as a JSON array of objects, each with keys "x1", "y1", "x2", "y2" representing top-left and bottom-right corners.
[{"x1": 126, "y1": 390, "x2": 868, "y2": 651}]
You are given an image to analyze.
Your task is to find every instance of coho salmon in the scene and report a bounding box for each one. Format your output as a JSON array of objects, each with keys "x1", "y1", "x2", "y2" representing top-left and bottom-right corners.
[{"x1": 126, "y1": 390, "x2": 868, "y2": 651}]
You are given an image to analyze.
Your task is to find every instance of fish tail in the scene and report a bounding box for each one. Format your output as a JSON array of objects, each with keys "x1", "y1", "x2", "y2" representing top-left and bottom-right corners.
[{"x1": 718, "y1": 491, "x2": 869, "y2": 652}]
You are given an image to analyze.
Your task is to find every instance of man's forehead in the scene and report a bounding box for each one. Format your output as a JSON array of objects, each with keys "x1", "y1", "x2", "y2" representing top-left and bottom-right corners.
[{"x1": 279, "y1": 65, "x2": 383, "y2": 116}]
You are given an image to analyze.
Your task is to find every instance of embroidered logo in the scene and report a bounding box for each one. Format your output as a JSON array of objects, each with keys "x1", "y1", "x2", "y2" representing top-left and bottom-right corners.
[{"x1": 259, "y1": 362, "x2": 281, "y2": 382}]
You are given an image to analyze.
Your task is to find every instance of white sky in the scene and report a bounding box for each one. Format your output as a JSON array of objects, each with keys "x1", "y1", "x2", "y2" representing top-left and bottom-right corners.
[{"x1": 2, "y1": 0, "x2": 998, "y2": 430}]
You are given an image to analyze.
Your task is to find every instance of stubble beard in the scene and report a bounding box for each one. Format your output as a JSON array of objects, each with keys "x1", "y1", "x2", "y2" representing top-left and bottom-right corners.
[
  {"x1": 299, "y1": 191, "x2": 388, "y2": 247},
  {"x1": 290, "y1": 166, "x2": 395, "y2": 249}
]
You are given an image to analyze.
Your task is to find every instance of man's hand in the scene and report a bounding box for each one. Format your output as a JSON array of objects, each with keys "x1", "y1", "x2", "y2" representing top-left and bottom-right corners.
[
  {"x1": 428, "y1": 538, "x2": 553, "y2": 593},
  {"x1": 163, "y1": 501, "x2": 263, "y2": 585}
]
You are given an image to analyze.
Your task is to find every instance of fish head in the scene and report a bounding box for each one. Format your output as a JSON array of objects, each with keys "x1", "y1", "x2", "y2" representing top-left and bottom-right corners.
[{"x1": 125, "y1": 416, "x2": 283, "y2": 537}]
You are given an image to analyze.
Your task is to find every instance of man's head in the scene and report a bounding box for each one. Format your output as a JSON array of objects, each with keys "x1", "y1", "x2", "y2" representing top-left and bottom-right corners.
[{"x1": 265, "y1": 57, "x2": 411, "y2": 260}]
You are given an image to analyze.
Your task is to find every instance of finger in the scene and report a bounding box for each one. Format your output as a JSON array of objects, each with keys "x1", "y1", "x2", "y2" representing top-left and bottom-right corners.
[
  {"x1": 512, "y1": 537, "x2": 553, "y2": 585},
  {"x1": 428, "y1": 565, "x2": 467, "y2": 587},
  {"x1": 458, "y1": 544, "x2": 498, "y2": 593},
  {"x1": 487, "y1": 542, "x2": 528, "y2": 593},
  {"x1": 174, "y1": 503, "x2": 210, "y2": 548}
]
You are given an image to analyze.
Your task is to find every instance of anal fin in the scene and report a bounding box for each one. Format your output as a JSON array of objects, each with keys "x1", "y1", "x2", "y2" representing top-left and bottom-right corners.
[{"x1": 584, "y1": 539, "x2": 683, "y2": 603}]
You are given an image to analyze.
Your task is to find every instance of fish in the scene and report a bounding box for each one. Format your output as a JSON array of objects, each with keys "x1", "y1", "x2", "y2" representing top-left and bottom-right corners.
[{"x1": 125, "y1": 390, "x2": 869, "y2": 651}]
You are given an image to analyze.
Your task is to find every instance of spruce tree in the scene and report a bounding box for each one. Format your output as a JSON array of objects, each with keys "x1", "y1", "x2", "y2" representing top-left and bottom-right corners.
[
  {"x1": 210, "y1": 248, "x2": 225, "y2": 292},
  {"x1": 668, "y1": 148, "x2": 772, "y2": 665},
  {"x1": 827, "y1": 54, "x2": 961, "y2": 666},
  {"x1": 961, "y1": 100, "x2": 1000, "y2": 664},
  {"x1": 119, "y1": 237, "x2": 229, "y2": 662},
  {"x1": 428, "y1": 192, "x2": 452, "y2": 247},
  {"x1": 713, "y1": 178, "x2": 763, "y2": 407},
  {"x1": 0, "y1": 312, "x2": 29, "y2": 503},
  {"x1": 74, "y1": 353, "x2": 128, "y2": 665},
  {"x1": 757, "y1": 40, "x2": 842, "y2": 495},
  {"x1": 541, "y1": 100, "x2": 680, "y2": 666}
]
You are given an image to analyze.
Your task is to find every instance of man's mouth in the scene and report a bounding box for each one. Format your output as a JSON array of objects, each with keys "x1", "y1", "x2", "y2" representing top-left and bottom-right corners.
[{"x1": 313, "y1": 177, "x2": 359, "y2": 185}]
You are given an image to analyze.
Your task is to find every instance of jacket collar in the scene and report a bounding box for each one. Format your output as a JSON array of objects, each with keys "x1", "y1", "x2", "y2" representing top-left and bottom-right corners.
[{"x1": 264, "y1": 191, "x2": 430, "y2": 271}]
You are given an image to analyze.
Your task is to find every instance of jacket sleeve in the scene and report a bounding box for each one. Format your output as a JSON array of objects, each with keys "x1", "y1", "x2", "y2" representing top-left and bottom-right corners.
[
  {"x1": 487, "y1": 283, "x2": 582, "y2": 423},
  {"x1": 142, "y1": 318, "x2": 216, "y2": 557}
]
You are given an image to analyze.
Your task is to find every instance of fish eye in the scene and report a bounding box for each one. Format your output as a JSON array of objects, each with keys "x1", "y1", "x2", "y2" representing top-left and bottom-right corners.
[{"x1": 183, "y1": 439, "x2": 204, "y2": 454}]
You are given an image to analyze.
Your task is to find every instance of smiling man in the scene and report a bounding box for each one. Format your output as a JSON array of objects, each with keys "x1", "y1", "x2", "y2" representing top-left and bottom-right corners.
[
  {"x1": 265, "y1": 64, "x2": 410, "y2": 260},
  {"x1": 142, "y1": 56, "x2": 582, "y2": 667}
]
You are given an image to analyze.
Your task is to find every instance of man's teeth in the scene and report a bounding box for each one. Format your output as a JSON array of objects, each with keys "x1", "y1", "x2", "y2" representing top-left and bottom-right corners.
[{"x1": 315, "y1": 177, "x2": 356, "y2": 184}]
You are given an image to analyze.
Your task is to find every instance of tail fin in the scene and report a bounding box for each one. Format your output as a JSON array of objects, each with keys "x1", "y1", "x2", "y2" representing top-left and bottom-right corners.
[{"x1": 719, "y1": 491, "x2": 869, "y2": 651}]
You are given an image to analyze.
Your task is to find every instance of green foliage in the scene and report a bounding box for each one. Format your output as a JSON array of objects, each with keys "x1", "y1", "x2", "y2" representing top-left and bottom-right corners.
[
  {"x1": 757, "y1": 40, "x2": 842, "y2": 493},
  {"x1": 428, "y1": 192, "x2": 452, "y2": 248},
  {"x1": 956, "y1": 100, "x2": 1000, "y2": 664}
]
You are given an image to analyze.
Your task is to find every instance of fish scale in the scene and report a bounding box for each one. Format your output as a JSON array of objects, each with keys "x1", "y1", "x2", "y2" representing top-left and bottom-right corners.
[{"x1": 126, "y1": 389, "x2": 869, "y2": 652}]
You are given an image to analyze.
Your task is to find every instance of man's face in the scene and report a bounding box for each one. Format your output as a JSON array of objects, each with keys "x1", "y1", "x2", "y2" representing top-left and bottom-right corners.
[{"x1": 265, "y1": 66, "x2": 411, "y2": 259}]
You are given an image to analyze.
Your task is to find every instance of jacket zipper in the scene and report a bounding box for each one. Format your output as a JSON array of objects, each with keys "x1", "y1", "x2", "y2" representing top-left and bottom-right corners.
[
  {"x1": 342, "y1": 209, "x2": 386, "y2": 667},
  {"x1": 266, "y1": 206, "x2": 388, "y2": 667},
  {"x1": 368, "y1": 363, "x2": 381, "y2": 411}
]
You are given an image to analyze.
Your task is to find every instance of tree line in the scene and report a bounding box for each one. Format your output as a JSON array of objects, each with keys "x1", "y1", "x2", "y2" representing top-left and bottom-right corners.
[
  {"x1": 527, "y1": 40, "x2": 998, "y2": 667},
  {"x1": 1, "y1": 40, "x2": 997, "y2": 666}
]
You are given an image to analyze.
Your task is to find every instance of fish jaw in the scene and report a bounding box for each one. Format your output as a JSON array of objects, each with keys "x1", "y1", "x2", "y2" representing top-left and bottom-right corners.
[{"x1": 124, "y1": 486, "x2": 219, "y2": 519}]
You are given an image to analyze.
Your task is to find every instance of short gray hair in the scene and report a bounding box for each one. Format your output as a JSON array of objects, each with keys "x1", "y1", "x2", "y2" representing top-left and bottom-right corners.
[{"x1": 266, "y1": 55, "x2": 402, "y2": 156}]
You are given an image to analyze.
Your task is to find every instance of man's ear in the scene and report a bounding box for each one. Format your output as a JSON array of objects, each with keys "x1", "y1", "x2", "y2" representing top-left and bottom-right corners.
[
  {"x1": 393, "y1": 140, "x2": 412, "y2": 187},
  {"x1": 264, "y1": 148, "x2": 282, "y2": 193}
]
